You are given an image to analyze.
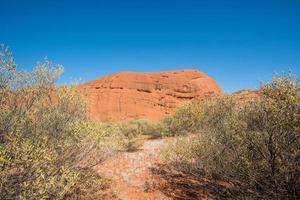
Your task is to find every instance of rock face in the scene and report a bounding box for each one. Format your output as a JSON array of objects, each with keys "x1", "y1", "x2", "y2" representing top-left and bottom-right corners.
[{"x1": 78, "y1": 70, "x2": 221, "y2": 121}]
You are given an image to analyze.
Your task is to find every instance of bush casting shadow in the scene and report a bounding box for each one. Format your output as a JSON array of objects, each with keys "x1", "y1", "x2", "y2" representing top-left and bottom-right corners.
[{"x1": 151, "y1": 164, "x2": 246, "y2": 200}]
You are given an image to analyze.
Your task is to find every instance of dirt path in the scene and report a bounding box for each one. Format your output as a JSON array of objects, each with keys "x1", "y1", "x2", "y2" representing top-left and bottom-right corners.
[{"x1": 95, "y1": 137, "x2": 170, "y2": 200}]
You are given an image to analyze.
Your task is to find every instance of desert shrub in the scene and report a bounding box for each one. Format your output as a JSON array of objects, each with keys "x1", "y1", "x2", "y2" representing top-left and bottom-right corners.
[
  {"x1": 162, "y1": 74, "x2": 300, "y2": 199},
  {"x1": 118, "y1": 120, "x2": 143, "y2": 138},
  {"x1": 162, "y1": 95, "x2": 246, "y2": 178},
  {"x1": 0, "y1": 46, "x2": 104, "y2": 199},
  {"x1": 106, "y1": 117, "x2": 185, "y2": 138},
  {"x1": 156, "y1": 116, "x2": 181, "y2": 136},
  {"x1": 124, "y1": 119, "x2": 165, "y2": 137},
  {"x1": 71, "y1": 120, "x2": 140, "y2": 165},
  {"x1": 160, "y1": 97, "x2": 225, "y2": 136},
  {"x1": 113, "y1": 119, "x2": 168, "y2": 138},
  {"x1": 71, "y1": 118, "x2": 164, "y2": 157},
  {"x1": 239, "y1": 74, "x2": 300, "y2": 198},
  {"x1": 170, "y1": 100, "x2": 205, "y2": 133},
  {"x1": 127, "y1": 119, "x2": 152, "y2": 135},
  {"x1": 161, "y1": 135, "x2": 205, "y2": 173}
]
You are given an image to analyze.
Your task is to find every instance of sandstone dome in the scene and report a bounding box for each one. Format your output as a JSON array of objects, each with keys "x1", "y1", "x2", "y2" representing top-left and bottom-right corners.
[{"x1": 78, "y1": 69, "x2": 221, "y2": 121}]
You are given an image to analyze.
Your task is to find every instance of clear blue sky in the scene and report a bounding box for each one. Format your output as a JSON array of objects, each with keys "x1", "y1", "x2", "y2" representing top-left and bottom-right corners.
[{"x1": 1, "y1": 0, "x2": 300, "y2": 92}]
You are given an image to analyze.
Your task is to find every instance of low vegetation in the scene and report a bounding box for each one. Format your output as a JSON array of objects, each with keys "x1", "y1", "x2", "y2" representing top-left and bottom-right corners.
[
  {"x1": 0, "y1": 45, "x2": 141, "y2": 199},
  {"x1": 161, "y1": 74, "x2": 300, "y2": 199},
  {"x1": 1, "y1": 44, "x2": 299, "y2": 199}
]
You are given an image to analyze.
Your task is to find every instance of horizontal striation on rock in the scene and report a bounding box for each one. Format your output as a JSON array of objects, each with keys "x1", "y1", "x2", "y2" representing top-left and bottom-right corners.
[{"x1": 78, "y1": 69, "x2": 221, "y2": 121}]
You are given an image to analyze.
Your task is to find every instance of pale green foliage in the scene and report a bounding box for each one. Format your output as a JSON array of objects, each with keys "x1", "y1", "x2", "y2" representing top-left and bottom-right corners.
[
  {"x1": 156, "y1": 116, "x2": 181, "y2": 136},
  {"x1": 122, "y1": 116, "x2": 188, "y2": 138},
  {"x1": 240, "y1": 74, "x2": 300, "y2": 198},
  {"x1": 112, "y1": 119, "x2": 169, "y2": 139},
  {"x1": 71, "y1": 120, "x2": 139, "y2": 167},
  {"x1": 161, "y1": 136, "x2": 203, "y2": 171},
  {"x1": 170, "y1": 99, "x2": 205, "y2": 133},
  {"x1": 162, "y1": 74, "x2": 300, "y2": 199},
  {"x1": 0, "y1": 46, "x2": 104, "y2": 199},
  {"x1": 0, "y1": 44, "x2": 17, "y2": 89}
]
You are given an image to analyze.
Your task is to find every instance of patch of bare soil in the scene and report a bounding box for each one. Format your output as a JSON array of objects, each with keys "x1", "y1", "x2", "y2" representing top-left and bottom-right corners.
[
  {"x1": 94, "y1": 136, "x2": 239, "y2": 200},
  {"x1": 94, "y1": 137, "x2": 170, "y2": 200}
]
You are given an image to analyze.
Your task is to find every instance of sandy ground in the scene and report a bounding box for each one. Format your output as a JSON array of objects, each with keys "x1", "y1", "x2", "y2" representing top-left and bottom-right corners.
[{"x1": 95, "y1": 137, "x2": 170, "y2": 200}]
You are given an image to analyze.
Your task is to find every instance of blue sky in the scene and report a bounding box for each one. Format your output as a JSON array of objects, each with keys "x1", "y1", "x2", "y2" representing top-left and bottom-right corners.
[{"x1": 1, "y1": 0, "x2": 300, "y2": 92}]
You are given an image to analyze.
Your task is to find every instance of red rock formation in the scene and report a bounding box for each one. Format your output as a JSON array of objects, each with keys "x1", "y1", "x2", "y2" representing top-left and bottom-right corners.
[{"x1": 78, "y1": 70, "x2": 221, "y2": 121}]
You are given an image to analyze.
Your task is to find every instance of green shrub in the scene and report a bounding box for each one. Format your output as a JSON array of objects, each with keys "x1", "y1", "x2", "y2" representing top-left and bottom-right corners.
[
  {"x1": 156, "y1": 116, "x2": 181, "y2": 136},
  {"x1": 111, "y1": 117, "x2": 184, "y2": 138},
  {"x1": 161, "y1": 135, "x2": 204, "y2": 173},
  {"x1": 240, "y1": 74, "x2": 300, "y2": 198},
  {"x1": 170, "y1": 100, "x2": 205, "y2": 133},
  {"x1": 113, "y1": 119, "x2": 168, "y2": 138},
  {"x1": 71, "y1": 120, "x2": 140, "y2": 163},
  {"x1": 162, "y1": 74, "x2": 300, "y2": 199},
  {"x1": 0, "y1": 46, "x2": 105, "y2": 199}
]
